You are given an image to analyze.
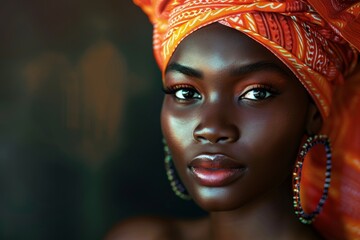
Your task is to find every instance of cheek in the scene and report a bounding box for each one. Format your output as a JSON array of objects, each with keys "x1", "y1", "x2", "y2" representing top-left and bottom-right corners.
[
  {"x1": 160, "y1": 98, "x2": 196, "y2": 159},
  {"x1": 243, "y1": 106, "x2": 308, "y2": 175}
]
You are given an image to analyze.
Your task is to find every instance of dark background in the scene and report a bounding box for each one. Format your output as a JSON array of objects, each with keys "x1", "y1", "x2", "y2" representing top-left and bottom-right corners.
[{"x1": 0, "y1": 1, "x2": 205, "y2": 239}]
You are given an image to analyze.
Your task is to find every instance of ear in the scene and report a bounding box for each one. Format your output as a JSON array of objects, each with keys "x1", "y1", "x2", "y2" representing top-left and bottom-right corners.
[{"x1": 306, "y1": 102, "x2": 323, "y2": 135}]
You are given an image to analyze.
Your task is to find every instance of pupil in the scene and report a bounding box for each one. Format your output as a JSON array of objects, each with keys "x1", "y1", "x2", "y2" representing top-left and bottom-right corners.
[
  {"x1": 183, "y1": 90, "x2": 193, "y2": 98},
  {"x1": 253, "y1": 89, "x2": 266, "y2": 99}
]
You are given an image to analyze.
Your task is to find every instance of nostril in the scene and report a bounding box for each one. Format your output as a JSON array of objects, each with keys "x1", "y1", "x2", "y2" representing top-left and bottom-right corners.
[
  {"x1": 195, "y1": 135, "x2": 209, "y2": 144},
  {"x1": 193, "y1": 128, "x2": 238, "y2": 144},
  {"x1": 193, "y1": 129, "x2": 214, "y2": 143},
  {"x1": 217, "y1": 136, "x2": 231, "y2": 143}
]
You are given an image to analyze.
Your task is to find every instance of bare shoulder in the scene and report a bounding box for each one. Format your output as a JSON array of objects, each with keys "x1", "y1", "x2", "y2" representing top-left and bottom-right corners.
[
  {"x1": 104, "y1": 216, "x2": 173, "y2": 240},
  {"x1": 104, "y1": 216, "x2": 209, "y2": 240}
]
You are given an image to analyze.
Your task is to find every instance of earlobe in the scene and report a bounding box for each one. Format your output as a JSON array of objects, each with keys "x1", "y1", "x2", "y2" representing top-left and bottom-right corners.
[{"x1": 306, "y1": 102, "x2": 323, "y2": 135}]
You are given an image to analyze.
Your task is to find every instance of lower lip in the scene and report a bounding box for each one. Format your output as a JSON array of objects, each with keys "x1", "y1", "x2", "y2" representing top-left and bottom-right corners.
[{"x1": 190, "y1": 167, "x2": 245, "y2": 187}]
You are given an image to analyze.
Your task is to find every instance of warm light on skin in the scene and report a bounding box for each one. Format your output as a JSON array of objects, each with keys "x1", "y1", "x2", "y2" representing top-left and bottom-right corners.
[{"x1": 161, "y1": 23, "x2": 319, "y2": 213}]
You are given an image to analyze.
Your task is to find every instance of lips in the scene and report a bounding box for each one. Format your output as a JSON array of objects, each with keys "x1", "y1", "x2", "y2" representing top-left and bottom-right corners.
[{"x1": 189, "y1": 154, "x2": 246, "y2": 187}]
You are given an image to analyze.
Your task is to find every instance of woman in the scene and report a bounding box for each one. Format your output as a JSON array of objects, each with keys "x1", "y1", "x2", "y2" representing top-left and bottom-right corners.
[{"x1": 106, "y1": 1, "x2": 360, "y2": 239}]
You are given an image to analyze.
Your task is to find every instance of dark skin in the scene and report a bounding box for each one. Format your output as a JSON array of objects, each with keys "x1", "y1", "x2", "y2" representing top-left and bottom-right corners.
[{"x1": 105, "y1": 23, "x2": 323, "y2": 240}]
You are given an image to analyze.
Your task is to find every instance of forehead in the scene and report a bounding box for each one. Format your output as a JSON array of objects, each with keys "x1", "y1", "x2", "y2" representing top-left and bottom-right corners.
[{"x1": 168, "y1": 23, "x2": 286, "y2": 73}]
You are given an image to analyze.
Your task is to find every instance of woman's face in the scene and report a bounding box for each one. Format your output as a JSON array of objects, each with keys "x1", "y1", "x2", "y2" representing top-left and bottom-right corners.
[{"x1": 161, "y1": 23, "x2": 313, "y2": 211}]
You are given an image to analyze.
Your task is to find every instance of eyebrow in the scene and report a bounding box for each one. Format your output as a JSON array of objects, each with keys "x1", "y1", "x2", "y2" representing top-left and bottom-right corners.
[
  {"x1": 230, "y1": 61, "x2": 291, "y2": 77},
  {"x1": 165, "y1": 61, "x2": 291, "y2": 79},
  {"x1": 165, "y1": 62, "x2": 203, "y2": 79}
]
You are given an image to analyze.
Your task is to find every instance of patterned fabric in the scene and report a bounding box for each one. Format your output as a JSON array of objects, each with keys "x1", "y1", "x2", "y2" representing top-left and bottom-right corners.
[
  {"x1": 133, "y1": 0, "x2": 360, "y2": 239},
  {"x1": 133, "y1": 0, "x2": 358, "y2": 118},
  {"x1": 308, "y1": 0, "x2": 360, "y2": 51}
]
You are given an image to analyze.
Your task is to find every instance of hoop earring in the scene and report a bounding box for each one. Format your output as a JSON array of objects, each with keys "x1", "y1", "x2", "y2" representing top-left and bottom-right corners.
[
  {"x1": 293, "y1": 135, "x2": 332, "y2": 224},
  {"x1": 163, "y1": 139, "x2": 191, "y2": 200}
]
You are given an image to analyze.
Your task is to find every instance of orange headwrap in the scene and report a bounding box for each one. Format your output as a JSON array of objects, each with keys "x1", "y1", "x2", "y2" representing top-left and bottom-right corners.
[{"x1": 133, "y1": 0, "x2": 360, "y2": 239}]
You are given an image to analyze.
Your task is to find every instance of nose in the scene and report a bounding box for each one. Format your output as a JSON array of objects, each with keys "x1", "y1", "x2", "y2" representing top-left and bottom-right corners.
[{"x1": 193, "y1": 103, "x2": 240, "y2": 144}]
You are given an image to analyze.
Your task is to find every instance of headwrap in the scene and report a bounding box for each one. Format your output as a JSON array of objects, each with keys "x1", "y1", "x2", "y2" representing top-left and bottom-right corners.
[{"x1": 133, "y1": 0, "x2": 360, "y2": 239}]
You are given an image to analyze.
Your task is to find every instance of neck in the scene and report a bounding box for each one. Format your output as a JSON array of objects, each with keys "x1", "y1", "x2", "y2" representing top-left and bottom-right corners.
[{"x1": 208, "y1": 180, "x2": 320, "y2": 240}]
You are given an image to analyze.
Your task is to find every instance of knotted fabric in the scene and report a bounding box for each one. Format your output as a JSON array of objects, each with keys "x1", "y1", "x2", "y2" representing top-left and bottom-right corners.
[{"x1": 133, "y1": 0, "x2": 360, "y2": 239}]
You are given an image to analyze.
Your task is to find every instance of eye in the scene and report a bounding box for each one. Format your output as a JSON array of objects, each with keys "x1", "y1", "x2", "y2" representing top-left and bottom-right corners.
[
  {"x1": 163, "y1": 85, "x2": 202, "y2": 101},
  {"x1": 175, "y1": 88, "x2": 201, "y2": 100},
  {"x1": 240, "y1": 86, "x2": 277, "y2": 101}
]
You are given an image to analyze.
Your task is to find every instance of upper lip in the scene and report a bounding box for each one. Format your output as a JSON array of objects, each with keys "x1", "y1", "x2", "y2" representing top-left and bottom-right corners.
[{"x1": 189, "y1": 154, "x2": 245, "y2": 169}]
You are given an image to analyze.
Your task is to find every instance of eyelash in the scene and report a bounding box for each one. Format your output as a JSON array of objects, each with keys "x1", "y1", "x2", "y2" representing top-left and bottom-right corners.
[
  {"x1": 163, "y1": 84, "x2": 278, "y2": 102},
  {"x1": 239, "y1": 84, "x2": 278, "y2": 101},
  {"x1": 163, "y1": 84, "x2": 188, "y2": 94},
  {"x1": 163, "y1": 84, "x2": 191, "y2": 94},
  {"x1": 163, "y1": 84, "x2": 201, "y2": 101}
]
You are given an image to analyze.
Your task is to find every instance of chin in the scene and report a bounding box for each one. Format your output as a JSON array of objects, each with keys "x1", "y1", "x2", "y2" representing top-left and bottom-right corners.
[{"x1": 189, "y1": 185, "x2": 249, "y2": 212}]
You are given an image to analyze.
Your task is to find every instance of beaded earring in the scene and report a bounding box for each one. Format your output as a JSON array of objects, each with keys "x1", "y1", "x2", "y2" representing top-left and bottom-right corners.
[
  {"x1": 293, "y1": 135, "x2": 332, "y2": 224},
  {"x1": 163, "y1": 139, "x2": 191, "y2": 200}
]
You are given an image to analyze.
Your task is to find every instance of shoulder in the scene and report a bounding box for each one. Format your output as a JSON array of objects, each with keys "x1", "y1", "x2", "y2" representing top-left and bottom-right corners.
[
  {"x1": 104, "y1": 216, "x2": 177, "y2": 240},
  {"x1": 104, "y1": 216, "x2": 209, "y2": 240}
]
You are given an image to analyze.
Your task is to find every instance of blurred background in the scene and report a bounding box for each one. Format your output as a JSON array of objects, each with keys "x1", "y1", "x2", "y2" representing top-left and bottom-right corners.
[{"x1": 0, "y1": 0, "x2": 205, "y2": 239}]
